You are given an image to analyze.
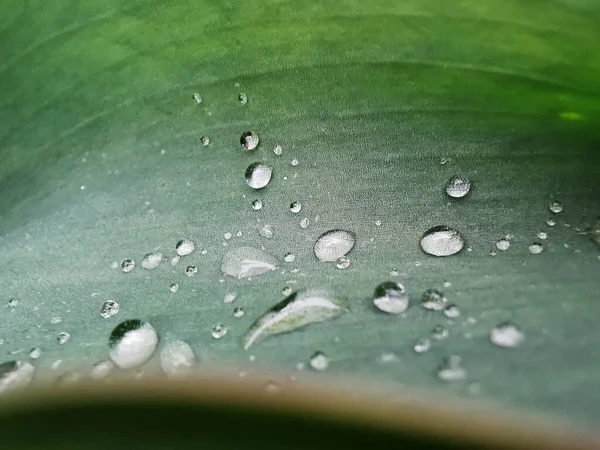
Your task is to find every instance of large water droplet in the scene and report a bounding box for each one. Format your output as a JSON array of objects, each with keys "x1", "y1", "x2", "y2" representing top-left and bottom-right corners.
[
  {"x1": 373, "y1": 281, "x2": 408, "y2": 314},
  {"x1": 421, "y1": 289, "x2": 447, "y2": 311},
  {"x1": 160, "y1": 339, "x2": 196, "y2": 378},
  {"x1": 528, "y1": 242, "x2": 544, "y2": 254},
  {"x1": 221, "y1": 247, "x2": 278, "y2": 280},
  {"x1": 437, "y1": 355, "x2": 466, "y2": 381},
  {"x1": 240, "y1": 131, "x2": 259, "y2": 150},
  {"x1": 549, "y1": 201, "x2": 563, "y2": 214},
  {"x1": 243, "y1": 287, "x2": 347, "y2": 350},
  {"x1": 176, "y1": 239, "x2": 196, "y2": 256},
  {"x1": 121, "y1": 259, "x2": 135, "y2": 273},
  {"x1": 91, "y1": 360, "x2": 115, "y2": 380},
  {"x1": 100, "y1": 300, "x2": 120, "y2": 319},
  {"x1": 108, "y1": 320, "x2": 158, "y2": 370},
  {"x1": 420, "y1": 226, "x2": 465, "y2": 257},
  {"x1": 445, "y1": 176, "x2": 471, "y2": 198},
  {"x1": 314, "y1": 229, "x2": 356, "y2": 262},
  {"x1": 245, "y1": 163, "x2": 272, "y2": 189},
  {"x1": 0, "y1": 361, "x2": 35, "y2": 393},
  {"x1": 141, "y1": 252, "x2": 163, "y2": 270},
  {"x1": 309, "y1": 351, "x2": 329, "y2": 371},
  {"x1": 490, "y1": 322, "x2": 524, "y2": 348}
]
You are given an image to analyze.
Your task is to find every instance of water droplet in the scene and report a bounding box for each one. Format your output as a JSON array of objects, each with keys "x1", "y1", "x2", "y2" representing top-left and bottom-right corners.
[
  {"x1": 236, "y1": 230, "x2": 243, "y2": 237},
  {"x1": 439, "y1": 157, "x2": 450, "y2": 165},
  {"x1": 90, "y1": 360, "x2": 115, "y2": 380},
  {"x1": 375, "y1": 220, "x2": 382, "y2": 227},
  {"x1": 373, "y1": 281, "x2": 408, "y2": 314},
  {"x1": 414, "y1": 338, "x2": 431, "y2": 353},
  {"x1": 192, "y1": 93, "x2": 202, "y2": 104},
  {"x1": 336, "y1": 256, "x2": 350, "y2": 269},
  {"x1": 489, "y1": 250, "x2": 497, "y2": 257},
  {"x1": 100, "y1": 300, "x2": 120, "y2": 319},
  {"x1": 224, "y1": 232, "x2": 232, "y2": 240},
  {"x1": 537, "y1": 231, "x2": 548, "y2": 240},
  {"x1": 245, "y1": 163, "x2": 272, "y2": 189},
  {"x1": 445, "y1": 176, "x2": 471, "y2": 198},
  {"x1": 281, "y1": 252, "x2": 295, "y2": 263},
  {"x1": 212, "y1": 324, "x2": 228, "y2": 339},
  {"x1": 141, "y1": 252, "x2": 163, "y2": 270},
  {"x1": 421, "y1": 289, "x2": 447, "y2": 311},
  {"x1": 169, "y1": 283, "x2": 179, "y2": 293},
  {"x1": 171, "y1": 255, "x2": 181, "y2": 266},
  {"x1": 176, "y1": 239, "x2": 196, "y2": 256},
  {"x1": 7, "y1": 298, "x2": 18, "y2": 307},
  {"x1": 57, "y1": 332, "x2": 71, "y2": 345},
  {"x1": 273, "y1": 145, "x2": 282, "y2": 155},
  {"x1": 490, "y1": 322, "x2": 524, "y2": 348},
  {"x1": 221, "y1": 246, "x2": 278, "y2": 280},
  {"x1": 291, "y1": 158, "x2": 299, "y2": 167},
  {"x1": 431, "y1": 325, "x2": 449, "y2": 340},
  {"x1": 437, "y1": 355, "x2": 466, "y2": 381},
  {"x1": 121, "y1": 259, "x2": 135, "y2": 273},
  {"x1": 185, "y1": 265, "x2": 198, "y2": 276},
  {"x1": 309, "y1": 351, "x2": 329, "y2": 371},
  {"x1": 314, "y1": 229, "x2": 356, "y2": 262},
  {"x1": 528, "y1": 243, "x2": 544, "y2": 254},
  {"x1": 109, "y1": 320, "x2": 158, "y2": 370},
  {"x1": 29, "y1": 347, "x2": 41, "y2": 359},
  {"x1": 549, "y1": 201, "x2": 563, "y2": 214},
  {"x1": 238, "y1": 93, "x2": 248, "y2": 105},
  {"x1": 546, "y1": 218, "x2": 556, "y2": 227},
  {"x1": 233, "y1": 307, "x2": 245, "y2": 318},
  {"x1": 251, "y1": 199, "x2": 263, "y2": 211},
  {"x1": 389, "y1": 269, "x2": 399, "y2": 276},
  {"x1": 160, "y1": 339, "x2": 196, "y2": 378},
  {"x1": 290, "y1": 201, "x2": 302, "y2": 213},
  {"x1": 282, "y1": 286, "x2": 292, "y2": 296},
  {"x1": 299, "y1": 217, "x2": 310, "y2": 229},
  {"x1": 201, "y1": 136, "x2": 210, "y2": 146},
  {"x1": 496, "y1": 238, "x2": 510, "y2": 251},
  {"x1": 420, "y1": 226, "x2": 465, "y2": 257},
  {"x1": 224, "y1": 293, "x2": 237, "y2": 303},
  {"x1": 243, "y1": 287, "x2": 347, "y2": 350},
  {"x1": 443, "y1": 304, "x2": 460, "y2": 318},
  {"x1": 0, "y1": 361, "x2": 34, "y2": 394},
  {"x1": 240, "y1": 131, "x2": 259, "y2": 150}
]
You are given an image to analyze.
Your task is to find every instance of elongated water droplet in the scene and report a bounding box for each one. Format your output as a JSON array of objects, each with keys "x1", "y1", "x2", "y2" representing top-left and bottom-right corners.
[
  {"x1": 336, "y1": 256, "x2": 350, "y2": 269},
  {"x1": 490, "y1": 322, "x2": 524, "y2": 348},
  {"x1": 243, "y1": 287, "x2": 347, "y2": 350},
  {"x1": 528, "y1": 243, "x2": 544, "y2": 254},
  {"x1": 309, "y1": 351, "x2": 329, "y2": 371},
  {"x1": 141, "y1": 252, "x2": 163, "y2": 270},
  {"x1": 549, "y1": 201, "x2": 563, "y2": 214},
  {"x1": 121, "y1": 259, "x2": 135, "y2": 273},
  {"x1": 109, "y1": 320, "x2": 158, "y2": 370},
  {"x1": 221, "y1": 247, "x2": 278, "y2": 280},
  {"x1": 176, "y1": 239, "x2": 196, "y2": 256},
  {"x1": 238, "y1": 93, "x2": 248, "y2": 105},
  {"x1": 496, "y1": 238, "x2": 510, "y2": 251},
  {"x1": 445, "y1": 176, "x2": 471, "y2": 198},
  {"x1": 373, "y1": 281, "x2": 408, "y2": 314},
  {"x1": 414, "y1": 338, "x2": 431, "y2": 353},
  {"x1": 421, "y1": 289, "x2": 447, "y2": 311},
  {"x1": 91, "y1": 360, "x2": 115, "y2": 380},
  {"x1": 420, "y1": 226, "x2": 465, "y2": 257},
  {"x1": 160, "y1": 339, "x2": 196, "y2": 378},
  {"x1": 251, "y1": 199, "x2": 263, "y2": 210},
  {"x1": 212, "y1": 324, "x2": 228, "y2": 339},
  {"x1": 0, "y1": 361, "x2": 35, "y2": 393},
  {"x1": 57, "y1": 332, "x2": 71, "y2": 345},
  {"x1": 240, "y1": 131, "x2": 259, "y2": 150},
  {"x1": 290, "y1": 201, "x2": 302, "y2": 213},
  {"x1": 314, "y1": 229, "x2": 356, "y2": 262},
  {"x1": 100, "y1": 300, "x2": 120, "y2": 319},
  {"x1": 437, "y1": 355, "x2": 466, "y2": 381},
  {"x1": 245, "y1": 163, "x2": 272, "y2": 189}
]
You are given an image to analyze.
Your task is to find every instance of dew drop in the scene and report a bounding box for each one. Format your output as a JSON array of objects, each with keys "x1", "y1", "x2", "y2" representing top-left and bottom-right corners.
[
  {"x1": 537, "y1": 231, "x2": 548, "y2": 240},
  {"x1": 546, "y1": 218, "x2": 556, "y2": 227},
  {"x1": 141, "y1": 252, "x2": 163, "y2": 270},
  {"x1": 221, "y1": 246, "x2": 278, "y2": 280},
  {"x1": 528, "y1": 243, "x2": 544, "y2": 254},
  {"x1": 29, "y1": 347, "x2": 42, "y2": 359},
  {"x1": 373, "y1": 281, "x2": 408, "y2": 314},
  {"x1": 185, "y1": 265, "x2": 198, "y2": 276},
  {"x1": 0, "y1": 361, "x2": 35, "y2": 393},
  {"x1": 309, "y1": 351, "x2": 329, "y2": 371},
  {"x1": 437, "y1": 355, "x2": 466, "y2": 381},
  {"x1": 238, "y1": 93, "x2": 248, "y2": 105},
  {"x1": 176, "y1": 239, "x2": 196, "y2": 256},
  {"x1": 121, "y1": 259, "x2": 135, "y2": 273},
  {"x1": 431, "y1": 325, "x2": 449, "y2": 340},
  {"x1": 445, "y1": 175, "x2": 471, "y2": 198},
  {"x1": 240, "y1": 131, "x2": 259, "y2": 150},
  {"x1": 160, "y1": 339, "x2": 196, "y2": 378},
  {"x1": 212, "y1": 324, "x2": 228, "y2": 339},
  {"x1": 273, "y1": 145, "x2": 282, "y2": 155},
  {"x1": 282, "y1": 286, "x2": 292, "y2": 296},
  {"x1": 549, "y1": 201, "x2": 563, "y2": 214},
  {"x1": 245, "y1": 163, "x2": 272, "y2": 189},
  {"x1": 290, "y1": 201, "x2": 302, "y2": 213},
  {"x1": 284, "y1": 252, "x2": 296, "y2": 263},
  {"x1": 90, "y1": 360, "x2": 115, "y2": 380},
  {"x1": 169, "y1": 283, "x2": 179, "y2": 293},
  {"x1": 314, "y1": 229, "x2": 356, "y2": 262},
  {"x1": 336, "y1": 256, "x2": 350, "y2": 269},
  {"x1": 201, "y1": 136, "x2": 210, "y2": 146},
  {"x1": 414, "y1": 338, "x2": 431, "y2": 354},
  {"x1": 490, "y1": 322, "x2": 524, "y2": 348},
  {"x1": 299, "y1": 217, "x2": 310, "y2": 229},
  {"x1": 496, "y1": 238, "x2": 510, "y2": 251},
  {"x1": 420, "y1": 226, "x2": 465, "y2": 257},
  {"x1": 258, "y1": 224, "x2": 274, "y2": 239},
  {"x1": 443, "y1": 304, "x2": 461, "y2": 318},
  {"x1": 421, "y1": 289, "x2": 447, "y2": 311},
  {"x1": 251, "y1": 199, "x2": 263, "y2": 210},
  {"x1": 109, "y1": 320, "x2": 158, "y2": 370},
  {"x1": 100, "y1": 300, "x2": 120, "y2": 319},
  {"x1": 291, "y1": 158, "x2": 299, "y2": 167},
  {"x1": 57, "y1": 332, "x2": 71, "y2": 345},
  {"x1": 233, "y1": 307, "x2": 245, "y2": 318},
  {"x1": 192, "y1": 93, "x2": 202, "y2": 104}
]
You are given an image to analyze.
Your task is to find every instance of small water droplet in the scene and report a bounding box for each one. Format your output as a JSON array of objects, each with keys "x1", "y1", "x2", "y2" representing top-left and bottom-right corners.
[
  {"x1": 29, "y1": 347, "x2": 42, "y2": 359},
  {"x1": 259, "y1": 224, "x2": 274, "y2": 239},
  {"x1": 496, "y1": 238, "x2": 510, "y2": 251},
  {"x1": 160, "y1": 339, "x2": 196, "y2": 378},
  {"x1": 445, "y1": 176, "x2": 471, "y2": 198},
  {"x1": 50, "y1": 316, "x2": 63, "y2": 324},
  {"x1": 90, "y1": 360, "x2": 115, "y2": 380},
  {"x1": 528, "y1": 243, "x2": 544, "y2": 254},
  {"x1": 0, "y1": 361, "x2": 35, "y2": 393},
  {"x1": 282, "y1": 286, "x2": 293, "y2": 296},
  {"x1": 185, "y1": 265, "x2": 198, "y2": 276},
  {"x1": 240, "y1": 131, "x2": 259, "y2": 150},
  {"x1": 490, "y1": 322, "x2": 524, "y2": 348},
  {"x1": 290, "y1": 201, "x2": 302, "y2": 213},
  {"x1": 224, "y1": 293, "x2": 237, "y2": 303},
  {"x1": 176, "y1": 239, "x2": 196, "y2": 256},
  {"x1": 437, "y1": 355, "x2": 466, "y2": 381},
  {"x1": 421, "y1": 289, "x2": 447, "y2": 311},
  {"x1": 336, "y1": 256, "x2": 350, "y2": 269},
  {"x1": 373, "y1": 281, "x2": 408, "y2": 314},
  {"x1": 222, "y1": 246, "x2": 278, "y2": 280},
  {"x1": 141, "y1": 252, "x2": 163, "y2": 270},
  {"x1": 169, "y1": 283, "x2": 179, "y2": 293},
  {"x1": 546, "y1": 218, "x2": 556, "y2": 227},
  {"x1": 273, "y1": 145, "x2": 282, "y2": 155},
  {"x1": 201, "y1": 136, "x2": 210, "y2": 146},
  {"x1": 389, "y1": 269, "x2": 399, "y2": 276},
  {"x1": 537, "y1": 231, "x2": 548, "y2": 240},
  {"x1": 309, "y1": 351, "x2": 329, "y2": 371},
  {"x1": 489, "y1": 249, "x2": 497, "y2": 257},
  {"x1": 283, "y1": 252, "x2": 296, "y2": 263},
  {"x1": 299, "y1": 217, "x2": 310, "y2": 229},
  {"x1": 238, "y1": 93, "x2": 248, "y2": 105},
  {"x1": 414, "y1": 338, "x2": 431, "y2": 353},
  {"x1": 374, "y1": 220, "x2": 382, "y2": 227},
  {"x1": 251, "y1": 199, "x2": 263, "y2": 210},
  {"x1": 314, "y1": 229, "x2": 356, "y2": 262},
  {"x1": 100, "y1": 300, "x2": 120, "y2": 319},
  {"x1": 109, "y1": 320, "x2": 158, "y2": 369},
  {"x1": 212, "y1": 324, "x2": 228, "y2": 339},
  {"x1": 57, "y1": 332, "x2": 71, "y2": 345},
  {"x1": 291, "y1": 158, "x2": 299, "y2": 167},
  {"x1": 443, "y1": 304, "x2": 460, "y2": 318},
  {"x1": 443, "y1": 281, "x2": 452, "y2": 288},
  {"x1": 171, "y1": 255, "x2": 181, "y2": 266},
  {"x1": 121, "y1": 259, "x2": 135, "y2": 273},
  {"x1": 420, "y1": 226, "x2": 465, "y2": 257},
  {"x1": 233, "y1": 307, "x2": 245, "y2": 318},
  {"x1": 431, "y1": 325, "x2": 449, "y2": 340},
  {"x1": 7, "y1": 298, "x2": 18, "y2": 308},
  {"x1": 192, "y1": 93, "x2": 202, "y2": 104},
  {"x1": 224, "y1": 232, "x2": 232, "y2": 240},
  {"x1": 439, "y1": 157, "x2": 450, "y2": 165},
  {"x1": 378, "y1": 352, "x2": 399, "y2": 363},
  {"x1": 549, "y1": 201, "x2": 563, "y2": 214},
  {"x1": 245, "y1": 163, "x2": 272, "y2": 189}
]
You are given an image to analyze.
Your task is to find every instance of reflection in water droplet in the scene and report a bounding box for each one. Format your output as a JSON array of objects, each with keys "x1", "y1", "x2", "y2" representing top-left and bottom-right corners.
[
  {"x1": 29, "y1": 347, "x2": 42, "y2": 359},
  {"x1": 259, "y1": 224, "x2": 274, "y2": 239},
  {"x1": 445, "y1": 176, "x2": 471, "y2": 198},
  {"x1": 121, "y1": 259, "x2": 135, "y2": 273},
  {"x1": 496, "y1": 238, "x2": 510, "y2": 251},
  {"x1": 0, "y1": 361, "x2": 35, "y2": 393},
  {"x1": 243, "y1": 288, "x2": 347, "y2": 349},
  {"x1": 290, "y1": 201, "x2": 302, "y2": 213},
  {"x1": 549, "y1": 201, "x2": 563, "y2": 214},
  {"x1": 221, "y1": 246, "x2": 278, "y2": 280},
  {"x1": 185, "y1": 265, "x2": 198, "y2": 276},
  {"x1": 431, "y1": 325, "x2": 449, "y2": 340},
  {"x1": 273, "y1": 145, "x2": 282, "y2": 155},
  {"x1": 169, "y1": 283, "x2": 179, "y2": 293},
  {"x1": 546, "y1": 218, "x2": 556, "y2": 227},
  {"x1": 299, "y1": 218, "x2": 310, "y2": 229},
  {"x1": 91, "y1": 360, "x2": 115, "y2": 380},
  {"x1": 241, "y1": 131, "x2": 259, "y2": 150},
  {"x1": 160, "y1": 339, "x2": 196, "y2": 378},
  {"x1": 421, "y1": 289, "x2": 447, "y2": 311},
  {"x1": 537, "y1": 231, "x2": 548, "y2": 240},
  {"x1": 336, "y1": 256, "x2": 350, "y2": 269},
  {"x1": 212, "y1": 324, "x2": 228, "y2": 339},
  {"x1": 420, "y1": 226, "x2": 465, "y2": 257},
  {"x1": 528, "y1": 243, "x2": 544, "y2": 254},
  {"x1": 141, "y1": 252, "x2": 163, "y2": 270},
  {"x1": 284, "y1": 252, "x2": 296, "y2": 263},
  {"x1": 245, "y1": 163, "x2": 272, "y2": 189},
  {"x1": 314, "y1": 230, "x2": 356, "y2": 262},
  {"x1": 437, "y1": 355, "x2": 466, "y2": 381},
  {"x1": 373, "y1": 281, "x2": 408, "y2": 314},
  {"x1": 309, "y1": 351, "x2": 329, "y2": 371},
  {"x1": 192, "y1": 93, "x2": 202, "y2": 104},
  {"x1": 176, "y1": 239, "x2": 196, "y2": 256},
  {"x1": 444, "y1": 304, "x2": 460, "y2": 318},
  {"x1": 57, "y1": 332, "x2": 71, "y2": 345},
  {"x1": 100, "y1": 300, "x2": 120, "y2": 319},
  {"x1": 201, "y1": 136, "x2": 210, "y2": 146},
  {"x1": 490, "y1": 322, "x2": 524, "y2": 348},
  {"x1": 238, "y1": 93, "x2": 248, "y2": 105},
  {"x1": 233, "y1": 307, "x2": 245, "y2": 318},
  {"x1": 414, "y1": 338, "x2": 431, "y2": 353},
  {"x1": 109, "y1": 320, "x2": 158, "y2": 370}
]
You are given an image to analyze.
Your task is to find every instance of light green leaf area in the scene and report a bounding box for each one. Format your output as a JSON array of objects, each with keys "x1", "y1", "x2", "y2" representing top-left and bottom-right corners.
[{"x1": 1, "y1": 0, "x2": 599, "y2": 427}]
